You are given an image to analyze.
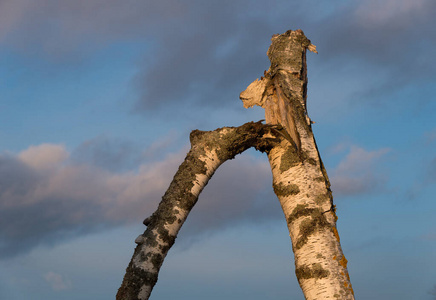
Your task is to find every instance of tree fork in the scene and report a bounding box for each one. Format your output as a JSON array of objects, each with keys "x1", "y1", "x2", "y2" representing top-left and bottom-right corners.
[
  {"x1": 116, "y1": 121, "x2": 279, "y2": 300},
  {"x1": 118, "y1": 29, "x2": 354, "y2": 300}
]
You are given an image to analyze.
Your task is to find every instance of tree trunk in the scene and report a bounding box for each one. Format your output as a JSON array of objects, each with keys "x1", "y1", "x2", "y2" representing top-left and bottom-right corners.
[
  {"x1": 241, "y1": 29, "x2": 354, "y2": 299},
  {"x1": 118, "y1": 29, "x2": 354, "y2": 300},
  {"x1": 116, "y1": 121, "x2": 278, "y2": 300}
]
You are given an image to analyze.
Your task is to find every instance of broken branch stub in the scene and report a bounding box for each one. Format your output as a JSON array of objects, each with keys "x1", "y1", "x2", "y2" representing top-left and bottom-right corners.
[{"x1": 240, "y1": 29, "x2": 317, "y2": 150}]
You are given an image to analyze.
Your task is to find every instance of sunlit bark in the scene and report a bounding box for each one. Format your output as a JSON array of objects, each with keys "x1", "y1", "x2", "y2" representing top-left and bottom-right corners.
[{"x1": 241, "y1": 29, "x2": 354, "y2": 299}]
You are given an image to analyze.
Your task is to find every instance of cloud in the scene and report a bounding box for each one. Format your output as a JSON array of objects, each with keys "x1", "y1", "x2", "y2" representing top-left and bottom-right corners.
[
  {"x1": 131, "y1": 1, "x2": 275, "y2": 111},
  {"x1": 129, "y1": 0, "x2": 436, "y2": 114},
  {"x1": 0, "y1": 0, "x2": 184, "y2": 57},
  {"x1": 43, "y1": 271, "x2": 72, "y2": 291},
  {"x1": 0, "y1": 141, "x2": 398, "y2": 258},
  {"x1": 311, "y1": 0, "x2": 436, "y2": 102},
  {"x1": 354, "y1": 0, "x2": 428, "y2": 26},
  {"x1": 0, "y1": 141, "x2": 278, "y2": 258},
  {"x1": 18, "y1": 144, "x2": 69, "y2": 170},
  {"x1": 2, "y1": 0, "x2": 434, "y2": 116},
  {"x1": 0, "y1": 143, "x2": 180, "y2": 258},
  {"x1": 330, "y1": 145, "x2": 391, "y2": 196},
  {"x1": 71, "y1": 136, "x2": 141, "y2": 173}
]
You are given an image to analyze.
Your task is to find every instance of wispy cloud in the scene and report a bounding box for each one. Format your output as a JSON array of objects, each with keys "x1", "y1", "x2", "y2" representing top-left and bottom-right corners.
[
  {"x1": 43, "y1": 271, "x2": 72, "y2": 291},
  {"x1": 330, "y1": 145, "x2": 391, "y2": 196}
]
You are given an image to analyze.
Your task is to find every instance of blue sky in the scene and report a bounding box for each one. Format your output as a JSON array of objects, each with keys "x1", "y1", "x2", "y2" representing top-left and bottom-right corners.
[{"x1": 0, "y1": 0, "x2": 435, "y2": 299}]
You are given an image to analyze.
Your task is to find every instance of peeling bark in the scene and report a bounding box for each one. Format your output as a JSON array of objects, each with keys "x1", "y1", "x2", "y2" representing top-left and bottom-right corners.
[
  {"x1": 241, "y1": 29, "x2": 354, "y2": 299},
  {"x1": 116, "y1": 121, "x2": 278, "y2": 300}
]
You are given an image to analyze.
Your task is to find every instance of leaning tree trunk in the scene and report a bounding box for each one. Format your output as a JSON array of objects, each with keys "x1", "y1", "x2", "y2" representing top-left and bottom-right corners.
[
  {"x1": 240, "y1": 29, "x2": 354, "y2": 299},
  {"x1": 118, "y1": 29, "x2": 354, "y2": 300},
  {"x1": 116, "y1": 121, "x2": 279, "y2": 300}
]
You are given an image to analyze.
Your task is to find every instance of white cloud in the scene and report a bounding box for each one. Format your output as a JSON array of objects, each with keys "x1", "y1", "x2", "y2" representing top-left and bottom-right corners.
[
  {"x1": 43, "y1": 271, "x2": 72, "y2": 291},
  {"x1": 18, "y1": 144, "x2": 69, "y2": 170}
]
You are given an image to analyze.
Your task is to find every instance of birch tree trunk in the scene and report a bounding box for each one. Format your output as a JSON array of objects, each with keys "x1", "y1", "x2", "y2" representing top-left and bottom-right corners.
[
  {"x1": 241, "y1": 29, "x2": 354, "y2": 299},
  {"x1": 116, "y1": 121, "x2": 278, "y2": 300},
  {"x1": 118, "y1": 29, "x2": 354, "y2": 300}
]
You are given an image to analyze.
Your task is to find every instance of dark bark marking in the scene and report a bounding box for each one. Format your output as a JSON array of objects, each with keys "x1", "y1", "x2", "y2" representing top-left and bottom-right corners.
[
  {"x1": 287, "y1": 205, "x2": 331, "y2": 250},
  {"x1": 306, "y1": 157, "x2": 317, "y2": 166},
  {"x1": 273, "y1": 182, "x2": 300, "y2": 197},
  {"x1": 116, "y1": 263, "x2": 156, "y2": 300},
  {"x1": 149, "y1": 253, "x2": 164, "y2": 270},
  {"x1": 279, "y1": 145, "x2": 300, "y2": 172},
  {"x1": 295, "y1": 263, "x2": 330, "y2": 281},
  {"x1": 295, "y1": 209, "x2": 330, "y2": 250},
  {"x1": 314, "y1": 193, "x2": 330, "y2": 205},
  {"x1": 287, "y1": 204, "x2": 311, "y2": 223}
]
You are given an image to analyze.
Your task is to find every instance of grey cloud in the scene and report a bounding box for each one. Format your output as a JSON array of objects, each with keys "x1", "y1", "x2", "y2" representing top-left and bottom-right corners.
[
  {"x1": 133, "y1": 2, "x2": 274, "y2": 111},
  {"x1": 71, "y1": 134, "x2": 184, "y2": 172},
  {"x1": 0, "y1": 0, "x2": 304, "y2": 111},
  {"x1": 0, "y1": 143, "x2": 175, "y2": 258},
  {"x1": 308, "y1": 0, "x2": 436, "y2": 102},
  {"x1": 0, "y1": 141, "x2": 279, "y2": 258},
  {"x1": 133, "y1": 0, "x2": 436, "y2": 112},
  {"x1": 2, "y1": 0, "x2": 434, "y2": 114},
  {"x1": 0, "y1": 0, "x2": 184, "y2": 58},
  {"x1": 71, "y1": 136, "x2": 141, "y2": 172},
  {"x1": 313, "y1": 1, "x2": 436, "y2": 63}
]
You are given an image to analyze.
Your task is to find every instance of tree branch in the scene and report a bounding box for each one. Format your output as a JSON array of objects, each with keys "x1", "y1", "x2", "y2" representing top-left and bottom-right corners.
[{"x1": 116, "y1": 121, "x2": 278, "y2": 300}]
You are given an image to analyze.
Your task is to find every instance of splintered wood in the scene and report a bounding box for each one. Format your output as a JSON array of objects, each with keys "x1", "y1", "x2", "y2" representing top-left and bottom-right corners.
[{"x1": 240, "y1": 29, "x2": 317, "y2": 150}]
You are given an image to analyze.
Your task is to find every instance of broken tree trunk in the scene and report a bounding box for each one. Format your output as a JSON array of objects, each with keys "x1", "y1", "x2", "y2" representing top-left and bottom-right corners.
[
  {"x1": 116, "y1": 121, "x2": 279, "y2": 300},
  {"x1": 118, "y1": 29, "x2": 354, "y2": 300},
  {"x1": 241, "y1": 29, "x2": 354, "y2": 299}
]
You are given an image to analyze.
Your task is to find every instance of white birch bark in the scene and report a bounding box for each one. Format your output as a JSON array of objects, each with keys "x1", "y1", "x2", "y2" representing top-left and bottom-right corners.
[{"x1": 241, "y1": 29, "x2": 354, "y2": 299}]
